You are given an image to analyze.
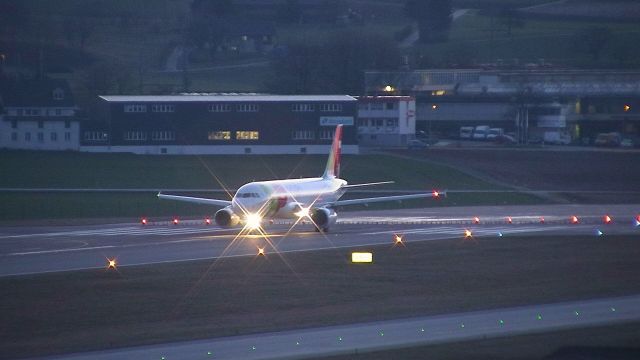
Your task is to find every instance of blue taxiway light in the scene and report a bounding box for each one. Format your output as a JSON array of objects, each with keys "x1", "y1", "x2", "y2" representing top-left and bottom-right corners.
[{"x1": 596, "y1": 229, "x2": 603, "y2": 236}]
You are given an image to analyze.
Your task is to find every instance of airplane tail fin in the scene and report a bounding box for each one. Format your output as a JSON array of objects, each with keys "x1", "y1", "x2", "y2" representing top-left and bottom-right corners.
[{"x1": 322, "y1": 125, "x2": 343, "y2": 179}]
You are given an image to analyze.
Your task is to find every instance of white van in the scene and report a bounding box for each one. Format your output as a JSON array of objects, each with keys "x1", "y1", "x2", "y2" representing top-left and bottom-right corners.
[
  {"x1": 472, "y1": 125, "x2": 490, "y2": 140},
  {"x1": 486, "y1": 128, "x2": 504, "y2": 140},
  {"x1": 459, "y1": 126, "x2": 474, "y2": 139}
]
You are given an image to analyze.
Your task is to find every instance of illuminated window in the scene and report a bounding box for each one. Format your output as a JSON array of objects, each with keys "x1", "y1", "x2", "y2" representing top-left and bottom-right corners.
[
  {"x1": 236, "y1": 131, "x2": 259, "y2": 140},
  {"x1": 208, "y1": 131, "x2": 231, "y2": 140},
  {"x1": 124, "y1": 104, "x2": 147, "y2": 113},
  {"x1": 237, "y1": 104, "x2": 259, "y2": 112},
  {"x1": 431, "y1": 90, "x2": 446, "y2": 96},
  {"x1": 151, "y1": 131, "x2": 175, "y2": 141},
  {"x1": 124, "y1": 131, "x2": 148, "y2": 141},
  {"x1": 84, "y1": 131, "x2": 108, "y2": 141},
  {"x1": 320, "y1": 103, "x2": 342, "y2": 112},
  {"x1": 208, "y1": 104, "x2": 231, "y2": 112},
  {"x1": 151, "y1": 104, "x2": 175, "y2": 112},
  {"x1": 292, "y1": 130, "x2": 315, "y2": 140},
  {"x1": 292, "y1": 104, "x2": 315, "y2": 112}
]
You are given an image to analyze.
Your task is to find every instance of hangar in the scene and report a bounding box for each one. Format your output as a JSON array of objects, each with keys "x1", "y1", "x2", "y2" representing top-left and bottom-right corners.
[{"x1": 83, "y1": 94, "x2": 358, "y2": 155}]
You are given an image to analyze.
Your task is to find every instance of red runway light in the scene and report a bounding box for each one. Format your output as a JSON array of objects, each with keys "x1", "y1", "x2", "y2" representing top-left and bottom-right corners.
[
  {"x1": 506, "y1": 217, "x2": 513, "y2": 224},
  {"x1": 205, "y1": 218, "x2": 211, "y2": 225},
  {"x1": 141, "y1": 218, "x2": 147, "y2": 225},
  {"x1": 604, "y1": 215, "x2": 612, "y2": 224},
  {"x1": 540, "y1": 217, "x2": 545, "y2": 224},
  {"x1": 570, "y1": 215, "x2": 579, "y2": 224},
  {"x1": 173, "y1": 218, "x2": 179, "y2": 225},
  {"x1": 473, "y1": 217, "x2": 480, "y2": 224},
  {"x1": 433, "y1": 190, "x2": 440, "y2": 198}
]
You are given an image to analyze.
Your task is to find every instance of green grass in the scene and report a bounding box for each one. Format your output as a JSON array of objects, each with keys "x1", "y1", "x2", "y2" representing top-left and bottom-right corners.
[
  {"x1": 2, "y1": 234, "x2": 639, "y2": 358},
  {"x1": 1, "y1": 151, "x2": 545, "y2": 220}
]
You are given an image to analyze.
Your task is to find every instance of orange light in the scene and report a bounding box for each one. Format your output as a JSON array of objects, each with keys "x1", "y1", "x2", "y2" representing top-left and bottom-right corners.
[
  {"x1": 506, "y1": 217, "x2": 512, "y2": 224},
  {"x1": 473, "y1": 217, "x2": 480, "y2": 224},
  {"x1": 464, "y1": 229, "x2": 472, "y2": 238},
  {"x1": 257, "y1": 247, "x2": 265, "y2": 256},
  {"x1": 570, "y1": 216, "x2": 579, "y2": 224},
  {"x1": 141, "y1": 218, "x2": 147, "y2": 225},
  {"x1": 623, "y1": 104, "x2": 631, "y2": 112},
  {"x1": 604, "y1": 215, "x2": 612, "y2": 224},
  {"x1": 173, "y1": 218, "x2": 179, "y2": 225},
  {"x1": 107, "y1": 258, "x2": 117, "y2": 269},
  {"x1": 394, "y1": 234, "x2": 403, "y2": 244},
  {"x1": 205, "y1": 218, "x2": 211, "y2": 225}
]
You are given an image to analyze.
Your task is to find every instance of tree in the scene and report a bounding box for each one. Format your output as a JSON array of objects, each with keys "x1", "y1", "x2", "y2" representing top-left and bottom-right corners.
[
  {"x1": 404, "y1": 0, "x2": 452, "y2": 43},
  {"x1": 577, "y1": 26, "x2": 612, "y2": 61}
]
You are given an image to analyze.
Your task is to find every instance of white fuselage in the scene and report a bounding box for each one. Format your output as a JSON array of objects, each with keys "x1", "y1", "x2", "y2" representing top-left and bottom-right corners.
[{"x1": 231, "y1": 177, "x2": 347, "y2": 219}]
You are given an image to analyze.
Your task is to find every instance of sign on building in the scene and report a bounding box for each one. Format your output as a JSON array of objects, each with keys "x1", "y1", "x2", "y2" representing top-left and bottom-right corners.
[{"x1": 320, "y1": 116, "x2": 354, "y2": 126}]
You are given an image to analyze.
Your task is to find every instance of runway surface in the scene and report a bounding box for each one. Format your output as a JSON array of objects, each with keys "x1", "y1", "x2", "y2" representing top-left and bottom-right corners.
[
  {"x1": 1, "y1": 204, "x2": 638, "y2": 277},
  {"x1": 41, "y1": 294, "x2": 640, "y2": 360}
]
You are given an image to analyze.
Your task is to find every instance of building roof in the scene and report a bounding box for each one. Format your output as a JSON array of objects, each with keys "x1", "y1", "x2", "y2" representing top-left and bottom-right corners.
[
  {"x1": 99, "y1": 95, "x2": 357, "y2": 102},
  {"x1": 1, "y1": 78, "x2": 75, "y2": 107}
]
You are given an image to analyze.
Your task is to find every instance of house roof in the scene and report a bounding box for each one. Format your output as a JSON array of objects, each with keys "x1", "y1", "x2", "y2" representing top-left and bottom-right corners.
[
  {"x1": 99, "y1": 95, "x2": 357, "y2": 102},
  {"x1": 1, "y1": 78, "x2": 75, "y2": 107}
]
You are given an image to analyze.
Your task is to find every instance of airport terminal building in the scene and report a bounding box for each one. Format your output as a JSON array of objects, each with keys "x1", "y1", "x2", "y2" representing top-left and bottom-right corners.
[
  {"x1": 365, "y1": 69, "x2": 640, "y2": 143},
  {"x1": 83, "y1": 95, "x2": 358, "y2": 154}
]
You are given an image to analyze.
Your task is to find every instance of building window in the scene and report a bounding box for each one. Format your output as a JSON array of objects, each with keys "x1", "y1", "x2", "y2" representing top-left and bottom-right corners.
[
  {"x1": 124, "y1": 104, "x2": 147, "y2": 113},
  {"x1": 208, "y1": 104, "x2": 231, "y2": 112},
  {"x1": 65, "y1": 120, "x2": 71, "y2": 129},
  {"x1": 358, "y1": 103, "x2": 369, "y2": 111},
  {"x1": 151, "y1": 104, "x2": 175, "y2": 113},
  {"x1": 124, "y1": 131, "x2": 148, "y2": 141},
  {"x1": 370, "y1": 102, "x2": 383, "y2": 111},
  {"x1": 320, "y1": 103, "x2": 342, "y2": 112},
  {"x1": 38, "y1": 120, "x2": 44, "y2": 128},
  {"x1": 11, "y1": 132, "x2": 17, "y2": 141},
  {"x1": 208, "y1": 131, "x2": 231, "y2": 140},
  {"x1": 55, "y1": 109, "x2": 62, "y2": 116},
  {"x1": 236, "y1": 131, "x2": 259, "y2": 140},
  {"x1": 37, "y1": 132, "x2": 44, "y2": 142},
  {"x1": 64, "y1": 132, "x2": 71, "y2": 141},
  {"x1": 51, "y1": 132, "x2": 58, "y2": 142},
  {"x1": 319, "y1": 129, "x2": 334, "y2": 140},
  {"x1": 237, "y1": 104, "x2": 259, "y2": 112},
  {"x1": 53, "y1": 88, "x2": 65, "y2": 100},
  {"x1": 300, "y1": 147, "x2": 307, "y2": 154},
  {"x1": 11, "y1": 120, "x2": 17, "y2": 129},
  {"x1": 386, "y1": 119, "x2": 398, "y2": 127},
  {"x1": 84, "y1": 131, "x2": 109, "y2": 142},
  {"x1": 25, "y1": 132, "x2": 31, "y2": 142},
  {"x1": 292, "y1": 104, "x2": 315, "y2": 112},
  {"x1": 151, "y1": 131, "x2": 175, "y2": 141},
  {"x1": 24, "y1": 108, "x2": 42, "y2": 116},
  {"x1": 357, "y1": 118, "x2": 369, "y2": 127},
  {"x1": 385, "y1": 102, "x2": 395, "y2": 110},
  {"x1": 292, "y1": 130, "x2": 315, "y2": 140}
]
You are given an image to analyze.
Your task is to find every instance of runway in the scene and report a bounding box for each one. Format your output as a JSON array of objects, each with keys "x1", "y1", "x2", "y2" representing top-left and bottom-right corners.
[
  {"x1": 42, "y1": 294, "x2": 640, "y2": 360},
  {"x1": 1, "y1": 204, "x2": 638, "y2": 277}
]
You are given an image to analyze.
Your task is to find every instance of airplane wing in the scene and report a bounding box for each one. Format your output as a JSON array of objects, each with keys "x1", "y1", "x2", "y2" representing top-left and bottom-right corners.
[
  {"x1": 331, "y1": 191, "x2": 445, "y2": 207},
  {"x1": 157, "y1": 192, "x2": 232, "y2": 207}
]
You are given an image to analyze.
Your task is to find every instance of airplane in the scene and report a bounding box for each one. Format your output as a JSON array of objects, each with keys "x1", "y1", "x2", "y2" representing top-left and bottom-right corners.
[{"x1": 158, "y1": 125, "x2": 443, "y2": 232}]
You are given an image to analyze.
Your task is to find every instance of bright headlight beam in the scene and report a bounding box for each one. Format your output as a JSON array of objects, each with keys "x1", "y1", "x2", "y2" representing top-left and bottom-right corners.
[
  {"x1": 245, "y1": 213, "x2": 262, "y2": 230},
  {"x1": 294, "y1": 206, "x2": 310, "y2": 218}
]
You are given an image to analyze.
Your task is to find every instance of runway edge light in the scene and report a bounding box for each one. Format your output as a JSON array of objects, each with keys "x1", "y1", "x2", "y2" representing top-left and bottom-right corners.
[{"x1": 352, "y1": 252, "x2": 373, "y2": 263}]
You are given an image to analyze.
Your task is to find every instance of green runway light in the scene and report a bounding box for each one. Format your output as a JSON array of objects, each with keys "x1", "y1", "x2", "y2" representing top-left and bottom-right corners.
[
  {"x1": 296, "y1": 341, "x2": 300, "y2": 345},
  {"x1": 460, "y1": 323, "x2": 465, "y2": 328},
  {"x1": 611, "y1": 307, "x2": 616, "y2": 312},
  {"x1": 207, "y1": 351, "x2": 212, "y2": 356},
  {"x1": 161, "y1": 357, "x2": 165, "y2": 360},
  {"x1": 537, "y1": 314, "x2": 542, "y2": 320},
  {"x1": 379, "y1": 331, "x2": 384, "y2": 337},
  {"x1": 499, "y1": 319, "x2": 504, "y2": 325},
  {"x1": 575, "y1": 311, "x2": 580, "y2": 316},
  {"x1": 420, "y1": 327, "x2": 425, "y2": 332},
  {"x1": 252, "y1": 346, "x2": 256, "y2": 350},
  {"x1": 338, "y1": 336, "x2": 343, "y2": 342}
]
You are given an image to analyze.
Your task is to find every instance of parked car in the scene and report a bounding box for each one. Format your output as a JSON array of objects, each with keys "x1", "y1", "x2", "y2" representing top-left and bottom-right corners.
[
  {"x1": 407, "y1": 139, "x2": 429, "y2": 150},
  {"x1": 486, "y1": 128, "x2": 504, "y2": 140},
  {"x1": 620, "y1": 138, "x2": 634, "y2": 148},
  {"x1": 543, "y1": 131, "x2": 571, "y2": 145},
  {"x1": 494, "y1": 134, "x2": 517, "y2": 145},
  {"x1": 459, "y1": 126, "x2": 474, "y2": 139},
  {"x1": 594, "y1": 132, "x2": 621, "y2": 147},
  {"x1": 472, "y1": 125, "x2": 490, "y2": 140}
]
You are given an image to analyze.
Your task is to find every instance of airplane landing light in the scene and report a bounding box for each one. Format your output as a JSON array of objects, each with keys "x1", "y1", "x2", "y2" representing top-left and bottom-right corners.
[
  {"x1": 245, "y1": 213, "x2": 262, "y2": 230},
  {"x1": 107, "y1": 258, "x2": 117, "y2": 270}
]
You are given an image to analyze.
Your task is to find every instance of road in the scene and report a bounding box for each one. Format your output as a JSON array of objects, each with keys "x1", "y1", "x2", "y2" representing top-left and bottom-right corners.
[
  {"x1": 40, "y1": 294, "x2": 640, "y2": 360},
  {"x1": 1, "y1": 204, "x2": 638, "y2": 277}
]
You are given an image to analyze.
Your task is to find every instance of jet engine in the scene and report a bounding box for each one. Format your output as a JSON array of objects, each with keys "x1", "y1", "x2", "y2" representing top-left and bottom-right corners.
[
  {"x1": 214, "y1": 207, "x2": 240, "y2": 227},
  {"x1": 311, "y1": 208, "x2": 337, "y2": 232}
]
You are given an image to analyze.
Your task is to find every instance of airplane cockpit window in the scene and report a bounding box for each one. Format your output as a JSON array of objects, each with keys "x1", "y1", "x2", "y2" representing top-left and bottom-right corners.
[{"x1": 237, "y1": 192, "x2": 260, "y2": 198}]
